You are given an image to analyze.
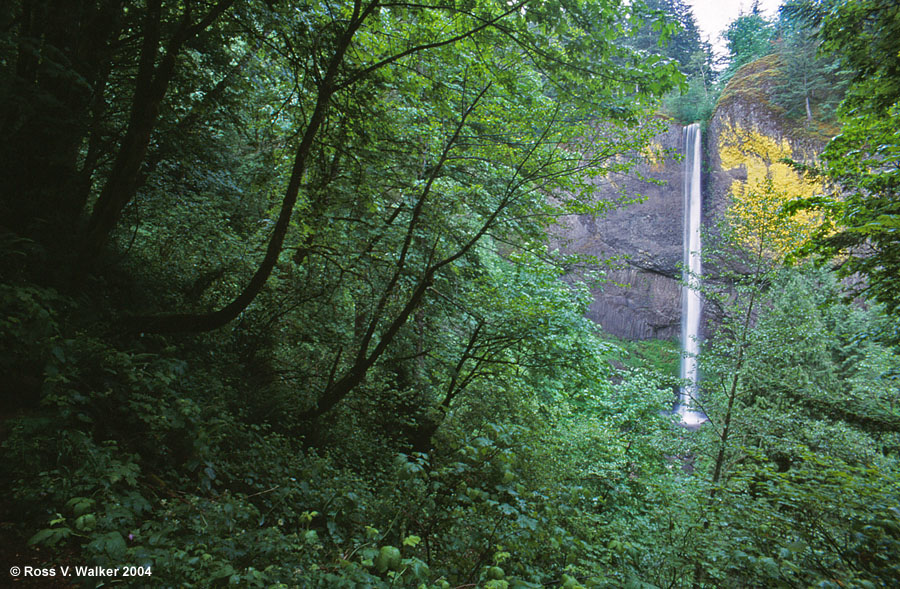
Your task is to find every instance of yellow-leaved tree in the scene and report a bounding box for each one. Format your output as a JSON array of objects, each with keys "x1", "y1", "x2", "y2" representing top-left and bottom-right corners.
[{"x1": 718, "y1": 124, "x2": 823, "y2": 260}]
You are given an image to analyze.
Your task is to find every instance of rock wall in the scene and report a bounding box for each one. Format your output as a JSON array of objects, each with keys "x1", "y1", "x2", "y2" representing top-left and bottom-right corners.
[
  {"x1": 554, "y1": 54, "x2": 831, "y2": 342},
  {"x1": 553, "y1": 121, "x2": 689, "y2": 341},
  {"x1": 707, "y1": 55, "x2": 829, "y2": 234}
]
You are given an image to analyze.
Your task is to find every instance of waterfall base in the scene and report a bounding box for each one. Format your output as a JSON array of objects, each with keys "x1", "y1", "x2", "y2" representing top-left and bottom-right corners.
[{"x1": 676, "y1": 404, "x2": 708, "y2": 428}]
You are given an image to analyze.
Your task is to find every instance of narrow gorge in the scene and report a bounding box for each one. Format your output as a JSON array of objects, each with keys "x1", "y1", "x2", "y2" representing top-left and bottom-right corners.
[{"x1": 556, "y1": 56, "x2": 830, "y2": 415}]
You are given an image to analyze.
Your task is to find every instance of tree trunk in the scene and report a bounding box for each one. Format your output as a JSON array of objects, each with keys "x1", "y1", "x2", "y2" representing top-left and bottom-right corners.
[
  {"x1": 2, "y1": 0, "x2": 122, "y2": 238},
  {"x1": 79, "y1": 0, "x2": 234, "y2": 268},
  {"x1": 127, "y1": 0, "x2": 524, "y2": 337},
  {"x1": 130, "y1": 0, "x2": 374, "y2": 334}
]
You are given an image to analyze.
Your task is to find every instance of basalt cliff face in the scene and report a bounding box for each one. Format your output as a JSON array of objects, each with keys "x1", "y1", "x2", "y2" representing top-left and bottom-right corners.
[
  {"x1": 557, "y1": 55, "x2": 830, "y2": 340},
  {"x1": 553, "y1": 121, "x2": 687, "y2": 341},
  {"x1": 706, "y1": 55, "x2": 831, "y2": 234}
]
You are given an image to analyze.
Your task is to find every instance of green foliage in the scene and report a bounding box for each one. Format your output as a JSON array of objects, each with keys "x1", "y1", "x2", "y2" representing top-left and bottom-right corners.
[
  {"x1": 795, "y1": 101, "x2": 900, "y2": 322},
  {"x1": 770, "y1": 3, "x2": 850, "y2": 123},
  {"x1": 693, "y1": 251, "x2": 900, "y2": 584},
  {"x1": 782, "y1": 0, "x2": 900, "y2": 326},
  {"x1": 600, "y1": 335, "x2": 681, "y2": 388},
  {"x1": 802, "y1": 0, "x2": 900, "y2": 114},
  {"x1": 720, "y1": 5, "x2": 776, "y2": 84},
  {"x1": 589, "y1": 261, "x2": 900, "y2": 588},
  {"x1": 623, "y1": 0, "x2": 715, "y2": 125},
  {"x1": 627, "y1": 0, "x2": 711, "y2": 78},
  {"x1": 662, "y1": 75, "x2": 717, "y2": 125}
]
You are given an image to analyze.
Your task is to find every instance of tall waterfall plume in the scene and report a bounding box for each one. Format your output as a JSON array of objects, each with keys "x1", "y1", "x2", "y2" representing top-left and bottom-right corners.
[{"x1": 678, "y1": 123, "x2": 707, "y2": 426}]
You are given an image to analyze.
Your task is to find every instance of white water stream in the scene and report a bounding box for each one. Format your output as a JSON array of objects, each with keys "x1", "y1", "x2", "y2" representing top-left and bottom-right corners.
[{"x1": 677, "y1": 124, "x2": 707, "y2": 427}]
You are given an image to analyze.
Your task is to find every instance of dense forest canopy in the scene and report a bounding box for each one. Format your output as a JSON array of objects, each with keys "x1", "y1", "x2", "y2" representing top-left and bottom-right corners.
[{"x1": 1, "y1": 0, "x2": 899, "y2": 587}]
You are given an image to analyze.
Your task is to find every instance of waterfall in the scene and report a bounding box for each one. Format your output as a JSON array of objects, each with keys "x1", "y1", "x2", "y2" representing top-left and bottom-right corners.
[{"x1": 678, "y1": 124, "x2": 707, "y2": 426}]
